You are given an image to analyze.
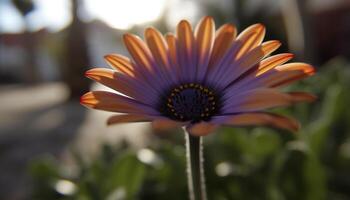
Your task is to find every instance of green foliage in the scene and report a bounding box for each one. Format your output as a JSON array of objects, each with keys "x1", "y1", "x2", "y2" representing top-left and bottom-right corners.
[{"x1": 29, "y1": 58, "x2": 350, "y2": 199}]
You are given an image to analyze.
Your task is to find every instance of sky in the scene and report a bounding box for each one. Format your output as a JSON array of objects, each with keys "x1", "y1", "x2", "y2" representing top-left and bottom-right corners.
[
  {"x1": 0, "y1": 0, "x2": 71, "y2": 32},
  {"x1": 0, "y1": 0, "x2": 170, "y2": 33},
  {"x1": 0, "y1": 0, "x2": 342, "y2": 33}
]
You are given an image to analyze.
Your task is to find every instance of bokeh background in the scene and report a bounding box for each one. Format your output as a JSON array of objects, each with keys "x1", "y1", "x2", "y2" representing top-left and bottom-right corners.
[{"x1": 1, "y1": 0, "x2": 350, "y2": 199}]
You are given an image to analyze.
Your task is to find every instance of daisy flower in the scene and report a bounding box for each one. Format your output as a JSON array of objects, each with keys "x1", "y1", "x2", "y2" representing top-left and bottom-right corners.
[{"x1": 80, "y1": 16, "x2": 315, "y2": 136}]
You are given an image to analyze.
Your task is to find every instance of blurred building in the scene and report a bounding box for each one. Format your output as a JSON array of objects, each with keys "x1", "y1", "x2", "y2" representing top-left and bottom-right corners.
[
  {"x1": 0, "y1": 19, "x2": 126, "y2": 84},
  {"x1": 312, "y1": 2, "x2": 350, "y2": 63},
  {"x1": 0, "y1": 29, "x2": 60, "y2": 83}
]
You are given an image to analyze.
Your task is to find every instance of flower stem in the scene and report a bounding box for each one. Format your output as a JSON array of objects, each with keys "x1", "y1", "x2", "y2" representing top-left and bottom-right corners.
[{"x1": 185, "y1": 130, "x2": 207, "y2": 200}]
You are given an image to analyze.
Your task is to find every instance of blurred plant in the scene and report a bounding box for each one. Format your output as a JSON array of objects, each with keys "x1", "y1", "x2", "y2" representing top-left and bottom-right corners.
[
  {"x1": 29, "y1": 143, "x2": 187, "y2": 200},
  {"x1": 29, "y1": 58, "x2": 350, "y2": 199}
]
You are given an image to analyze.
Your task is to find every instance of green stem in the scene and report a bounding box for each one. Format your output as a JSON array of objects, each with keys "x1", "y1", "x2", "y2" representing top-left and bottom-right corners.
[{"x1": 185, "y1": 130, "x2": 207, "y2": 200}]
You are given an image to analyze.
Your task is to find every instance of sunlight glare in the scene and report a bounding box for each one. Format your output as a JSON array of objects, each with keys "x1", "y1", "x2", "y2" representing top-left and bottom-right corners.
[
  {"x1": 55, "y1": 180, "x2": 76, "y2": 195},
  {"x1": 0, "y1": 2, "x2": 25, "y2": 33},
  {"x1": 85, "y1": 0, "x2": 167, "y2": 30},
  {"x1": 165, "y1": 0, "x2": 200, "y2": 30},
  {"x1": 28, "y1": 0, "x2": 71, "y2": 32}
]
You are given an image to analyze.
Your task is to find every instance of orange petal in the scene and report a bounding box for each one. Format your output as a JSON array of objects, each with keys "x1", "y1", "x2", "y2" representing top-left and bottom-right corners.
[
  {"x1": 107, "y1": 114, "x2": 155, "y2": 125},
  {"x1": 85, "y1": 68, "x2": 137, "y2": 98},
  {"x1": 260, "y1": 40, "x2": 281, "y2": 57},
  {"x1": 165, "y1": 33, "x2": 181, "y2": 78},
  {"x1": 224, "y1": 89, "x2": 292, "y2": 112},
  {"x1": 177, "y1": 20, "x2": 196, "y2": 81},
  {"x1": 268, "y1": 71, "x2": 312, "y2": 88},
  {"x1": 209, "y1": 23, "x2": 237, "y2": 68},
  {"x1": 80, "y1": 91, "x2": 157, "y2": 114},
  {"x1": 124, "y1": 33, "x2": 171, "y2": 91},
  {"x1": 195, "y1": 16, "x2": 215, "y2": 79},
  {"x1": 223, "y1": 67, "x2": 309, "y2": 96},
  {"x1": 214, "y1": 113, "x2": 300, "y2": 132},
  {"x1": 186, "y1": 122, "x2": 218, "y2": 136},
  {"x1": 104, "y1": 54, "x2": 134, "y2": 77},
  {"x1": 123, "y1": 33, "x2": 154, "y2": 72},
  {"x1": 252, "y1": 62, "x2": 314, "y2": 88},
  {"x1": 276, "y1": 62, "x2": 315, "y2": 75},
  {"x1": 256, "y1": 53, "x2": 294, "y2": 76},
  {"x1": 152, "y1": 118, "x2": 186, "y2": 130},
  {"x1": 177, "y1": 20, "x2": 194, "y2": 55},
  {"x1": 216, "y1": 40, "x2": 282, "y2": 87},
  {"x1": 145, "y1": 27, "x2": 176, "y2": 85},
  {"x1": 145, "y1": 28, "x2": 171, "y2": 71},
  {"x1": 234, "y1": 40, "x2": 281, "y2": 74},
  {"x1": 207, "y1": 32, "x2": 256, "y2": 86},
  {"x1": 236, "y1": 23, "x2": 265, "y2": 59},
  {"x1": 287, "y1": 92, "x2": 317, "y2": 103}
]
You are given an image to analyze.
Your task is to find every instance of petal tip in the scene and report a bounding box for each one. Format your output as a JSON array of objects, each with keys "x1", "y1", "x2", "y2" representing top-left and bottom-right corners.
[
  {"x1": 103, "y1": 54, "x2": 112, "y2": 60},
  {"x1": 285, "y1": 53, "x2": 294, "y2": 59},
  {"x1": 179, "y1": 19, "x2": 190, "y2": 25},
  {"x1": 253, "y1": 23, "x2": 265, "y2": 32},
  {"x1": 123, "y1": 33, "x2": 132, "y2": 39},
  {"x1": 178, "y1": 20, "x2": 192, "y2": 31},
  {"x1": 202, "y1": 16, "x2": 214, "y2": 22},
  {"x1": 123, "y1": 33, "x2": 137, "y2": 43},
  {"x1": 221, "y1": 23, "x2": 237, "y2": 34},
  {"x1": 84, "y1": 70, "x2": 93, "y2": 77},
  {"x1": 145, "y1": 27, "x2": 156, "y2": 35},
  {"x1": 301, "y1": 64, "x2": 316, "y2": 75},
  {"x1": 84, "y1": 68, "x2": 101, "y2": 78},
  {"x1": 307, "y1": 66, "x2": 316, "y2": 75},
  {"x1": 271, "y1": 40, "x2": 281, "y2": 46},
  {"x1": 80, "y1": 92, "x2": 94, "y2": 108},
  {"x1": 106, "y1": 118, "x2": 115, "y2": 126}
]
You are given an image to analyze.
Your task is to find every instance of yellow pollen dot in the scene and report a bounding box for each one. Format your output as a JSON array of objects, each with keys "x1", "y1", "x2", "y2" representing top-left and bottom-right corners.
[{"x1": 164, "y1": 82, "x2": 220, "y2": 121}]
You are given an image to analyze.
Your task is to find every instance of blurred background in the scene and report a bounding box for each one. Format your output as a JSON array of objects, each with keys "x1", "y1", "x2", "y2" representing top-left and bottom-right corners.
[{"x1": 1, "y1": 0, "x2": 350, "y2": 199}]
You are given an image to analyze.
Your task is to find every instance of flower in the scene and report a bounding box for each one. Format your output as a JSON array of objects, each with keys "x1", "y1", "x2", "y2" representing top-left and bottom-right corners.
[{"x1": 80, "y1": 16, "x2": 315, "y2": 136}]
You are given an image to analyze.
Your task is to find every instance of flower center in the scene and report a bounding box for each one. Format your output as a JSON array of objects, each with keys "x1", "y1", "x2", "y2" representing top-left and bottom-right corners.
[{"x1": 162, "y1": 83, "x2": 220, "y2": 122}]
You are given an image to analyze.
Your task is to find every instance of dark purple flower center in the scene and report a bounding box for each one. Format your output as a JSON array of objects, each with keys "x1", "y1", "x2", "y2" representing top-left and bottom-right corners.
[{"x1": 162, "y1": 83, "x2": 220, "y2": 122}]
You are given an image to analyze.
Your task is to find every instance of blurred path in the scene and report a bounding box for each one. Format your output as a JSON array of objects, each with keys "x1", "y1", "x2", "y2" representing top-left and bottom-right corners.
[
  {"x1": 0, "y1": 83, "x2": 86, "y2": 200},
  {"x1": 0, "y1": 83, "x2": 150, "y2": 200}
]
